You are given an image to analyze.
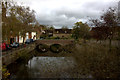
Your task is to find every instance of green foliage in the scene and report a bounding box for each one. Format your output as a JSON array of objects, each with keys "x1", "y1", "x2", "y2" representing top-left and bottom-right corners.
[
  {"x1": 72, "y1": 22, "x2": 90, "y2": 40},
  {"x1": 48, "y1": 25, "x2": 55, "y2": 30},
  {"x1": 61, "y1": 26, "x2": 68, "y2": 29}
]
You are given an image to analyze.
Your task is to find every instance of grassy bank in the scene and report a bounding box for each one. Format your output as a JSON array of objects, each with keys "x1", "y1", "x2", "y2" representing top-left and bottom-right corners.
[{"x1": 72, "y1": 41, "x2": 120, "y2": 78}]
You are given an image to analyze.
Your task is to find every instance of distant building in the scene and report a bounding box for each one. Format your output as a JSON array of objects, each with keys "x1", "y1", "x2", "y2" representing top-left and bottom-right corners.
[
  {"x1": 40, "y1": 29, "x2": 72, "y2": 38},
  {"x1": 44, "y1": 30, "x2": 53, "y2": 37},
  {"x1": 53, "y1": 29, "x2": 72, "y2": 38}
]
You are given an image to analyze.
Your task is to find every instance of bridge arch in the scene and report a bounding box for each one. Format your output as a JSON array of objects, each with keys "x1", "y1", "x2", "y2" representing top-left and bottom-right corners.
[
  {"x1": 36, "y1": 44, "x2": 49, "y2": 52},
  {"x1": 50, "y1": 44, "x2": 63, "y2": 53}
]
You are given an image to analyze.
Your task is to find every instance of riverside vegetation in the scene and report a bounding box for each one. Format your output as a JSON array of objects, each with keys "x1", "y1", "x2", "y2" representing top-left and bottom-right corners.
[
  {"x1": 3, "y1": 39, "x2": 120, "y2": 79},
  {"x1": 32, "y1": 40, "x2": 120, "y2": 78}
]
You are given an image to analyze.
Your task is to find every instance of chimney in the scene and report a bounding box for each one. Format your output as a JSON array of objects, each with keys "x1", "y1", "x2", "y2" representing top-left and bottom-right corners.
[{"x1": 2, "y1": 2, "x2": 6, "y2": 22}]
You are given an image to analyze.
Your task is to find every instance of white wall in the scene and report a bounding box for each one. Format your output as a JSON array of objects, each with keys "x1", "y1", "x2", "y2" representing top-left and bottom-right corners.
[
  {"x1": 32, "y1": 32, "x2": 36, "y2": 40},
  {"x1": 19, "y1": 32, "x2": 37, "y2": 43},
  {"x1": 26, "y1": 33, "x2": 29, "y2": 40},
  {"x1": 19, "y1": 36, "x2": 23, "y2": 43}
]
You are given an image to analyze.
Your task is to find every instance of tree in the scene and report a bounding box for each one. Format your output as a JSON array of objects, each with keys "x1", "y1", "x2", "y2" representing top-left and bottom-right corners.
[
  {"x1": 90, "y1": 7, "x2": 118, "y2": 47},
  {"x1": 72, "y1": 21, "x2": 90, "y2": 42},
  {"x1": 48, "y1": 25, "x2": 55, "y2": 30},
  {"x1": 2, "y1": 1, "x2": 36, "y2": 43},
  {"x1": 90, "y1": 19, "x2": 107, "y2": 42},
  {"x1": 72, "y1": 25, "x2": 80, "y2": 40},
  {"x1": 101, "y1": 7, "x2": 118, "y2": 47},
  {"x1": 61, "y1": 26, "x2": 68, "y2": 29},
  {"x1": 15, "y1": 6, "x2": 36, "y2": 43},
  {"x1": 2, "y1": 2, "x2": 22, "y2": 42}
]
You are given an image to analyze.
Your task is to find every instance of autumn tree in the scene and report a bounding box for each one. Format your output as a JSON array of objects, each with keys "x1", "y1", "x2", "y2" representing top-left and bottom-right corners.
[
  {"x1": 15, "y1": 5, "x2": 36, "y2": 43},
  {"x1": 2, "y1": 1, "x2": 36, "y2": 43}
]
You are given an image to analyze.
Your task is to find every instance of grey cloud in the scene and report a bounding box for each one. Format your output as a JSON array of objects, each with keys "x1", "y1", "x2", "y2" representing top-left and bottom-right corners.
[
  {"x1": 34, "y1": 1, "x2": 118, "y2": 28},
  {"x1": 36, "y1": 11, "x2": 79, "y2": 28}
]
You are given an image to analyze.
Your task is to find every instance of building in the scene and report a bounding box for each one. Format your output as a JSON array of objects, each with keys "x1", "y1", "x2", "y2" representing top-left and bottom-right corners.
[
  {"x1": 41, "y1": 29, "x2": 72, "y2": 38},
  {"x1": 18, "y1": 32, "x2": 37, "y2": 43},
  {"x1": 53, "y1": 29, "x2": 72, "y2": 38}
]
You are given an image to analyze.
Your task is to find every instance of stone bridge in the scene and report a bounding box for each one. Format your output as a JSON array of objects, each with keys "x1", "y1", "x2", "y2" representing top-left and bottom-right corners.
[
  {"x1": 2, "y1": 39, "x2": 74, "y2": 66},
  {"x1": 35, "y1": 39, "x2": 74, "y2": 46},
  {"x1": 35, "y1": 39, "x2": 74, "y2": 53}
]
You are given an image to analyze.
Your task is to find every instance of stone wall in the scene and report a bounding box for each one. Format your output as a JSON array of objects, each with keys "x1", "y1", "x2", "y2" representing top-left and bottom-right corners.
[
  {"x1": 35, "y1": 40, "x2": 74, "y2": 46},
  {"x1": 2, "y1": 43, "x2": 35, "y2": 66}
]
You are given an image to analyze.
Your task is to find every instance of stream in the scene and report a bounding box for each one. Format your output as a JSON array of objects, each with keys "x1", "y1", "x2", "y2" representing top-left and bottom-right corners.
[{"x1": 7, "y1": 50, "x2": 92, "y2": 79}]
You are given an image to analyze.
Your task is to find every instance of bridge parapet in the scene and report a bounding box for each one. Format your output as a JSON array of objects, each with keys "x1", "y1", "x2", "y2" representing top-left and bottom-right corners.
[
  {"x1": 2, "y1": 43, "x2": 36, "y2": 66},
  {"x1": 35, "y1": 39, "x2": 74, "y2": 46}
]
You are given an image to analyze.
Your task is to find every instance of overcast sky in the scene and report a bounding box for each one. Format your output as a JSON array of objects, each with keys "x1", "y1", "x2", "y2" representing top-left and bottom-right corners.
[{"x1": 16, "y1": 0, "x2": 119, "y2": 28}]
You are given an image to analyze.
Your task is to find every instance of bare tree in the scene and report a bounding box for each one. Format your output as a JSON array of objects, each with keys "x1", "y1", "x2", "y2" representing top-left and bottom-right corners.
[{"x1": 90, "y1": 7, "x2": 118, "y2": 48}]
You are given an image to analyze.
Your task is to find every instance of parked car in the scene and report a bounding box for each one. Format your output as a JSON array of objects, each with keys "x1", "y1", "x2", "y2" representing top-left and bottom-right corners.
[
  {"x1": 30, "y1": 39, "x2": 34, "y2": 42},
  {"x1": 6, "y1": 44, "x2": 12, "y2": 50},
  {"x1": 25, "y1": 39, "x2": 35, "y2": 44},
  {"x1": 11, "y1": 42, "x2": 19, "y2": 48},
  {"x1": 0, "y1": 42, "x2": 7, "y2": 51},
  {"x1": 25, "y1": 39, "x2": 31, "y2": 44}
]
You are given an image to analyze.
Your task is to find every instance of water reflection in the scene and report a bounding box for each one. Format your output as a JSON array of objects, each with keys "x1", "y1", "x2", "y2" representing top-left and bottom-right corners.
[
  {"x1": 8, "y1": 52, "x2": 92, "y2": 78},
  {"x1": 27, "y1": 57, "x2": 76, "y2": 78}
]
